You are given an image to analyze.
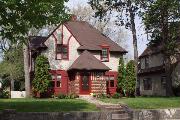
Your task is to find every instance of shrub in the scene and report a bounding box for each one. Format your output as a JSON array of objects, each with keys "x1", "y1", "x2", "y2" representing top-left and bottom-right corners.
[
  {"x1": 112, "y1": 92, "x2": 121, "y2": 99},
  {"x1": 97, "y1": 93, "x2": 107, "y2": 98},
  {"x1": 32, "y1": 55, "x2": 51, "y2": 97},
  {"x1": 57, "y1": 93, "x2": 79, "y2": 99},
  {"x1": 0, "y1": 90, "x2": 10, "y2": 98},
  {"x1": 57, "y1": 93, "x2": 66, "y2": 99},
  {"x1": 93, "y1": 93, "x2": 97, "y2": 98}
]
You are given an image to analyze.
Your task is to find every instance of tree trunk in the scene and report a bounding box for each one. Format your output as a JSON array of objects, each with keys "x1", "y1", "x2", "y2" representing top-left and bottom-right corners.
[
  {"x1": 23, "y1": 44, "x2": 31, "y2": 97},
  {"x1": 161, "y1": 6, "x2": 174, "y2": 97},
  {"x1": 128, "y1": 0, "x2": 139, "y2": 96},
  {"x1": 165, "y1": 57, "x2": 174, "y2": 96}
]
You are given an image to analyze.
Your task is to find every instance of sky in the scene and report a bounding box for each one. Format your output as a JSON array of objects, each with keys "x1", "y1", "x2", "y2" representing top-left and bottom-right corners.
[{"x1": 67, "y1": 0, "x2": 148, "y2": 60}]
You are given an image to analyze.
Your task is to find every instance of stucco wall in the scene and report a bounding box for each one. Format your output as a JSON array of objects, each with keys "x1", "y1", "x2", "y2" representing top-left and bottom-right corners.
[
  {"x1": 42, "y1": 25, "x2": 81, "y2": 70},
  {"x1": 139, "y1": 73, "x2": 166, "y2": 96},
  {"x1": 42, "y1": 24, "x2": 122, "y2": 72},
  {"x1": 91, "y1": 51, "x2": 122, "y2": 71}
]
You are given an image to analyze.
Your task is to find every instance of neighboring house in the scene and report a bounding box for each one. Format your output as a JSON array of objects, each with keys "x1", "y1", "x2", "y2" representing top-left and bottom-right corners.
[
  {"x1": 138, "y1": 43, "x2": 180, "y2": 96},
  {"x1": 28, "y1": 16, "x2": 127, "y2": 96}
]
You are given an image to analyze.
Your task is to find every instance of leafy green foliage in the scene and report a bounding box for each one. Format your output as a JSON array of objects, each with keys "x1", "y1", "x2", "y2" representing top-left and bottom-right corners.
[
  {"x1": 143, "y1": 0, "x2": 180, "y2": 54},
  {"x1": 143, "y1": 0, "x2": 180, "y2": 96},
  {"x1": 0, "y1": 90, "x2": 10, "y2": 98},
  {"x1": 125, "y1": 60, "x2": 136, "y2": 97},
  {"x1": 112, "y1": 92, "x2": 121, "y2": 99},
  {"x1": 0, "y1": 45, "x2": 24, "y2": 82},
  {"x1": 117, "y1": 58, "x2": 136, "y2": 97},
  {"x1": 0, "y1": 0, "x2": 69, "y2": 45},
  {"x1": 117, "y1": 57, "x2": 126, "y2": 92},
  {"x1": 32, "y1": 55, "x2": 51, "y2": 94}
]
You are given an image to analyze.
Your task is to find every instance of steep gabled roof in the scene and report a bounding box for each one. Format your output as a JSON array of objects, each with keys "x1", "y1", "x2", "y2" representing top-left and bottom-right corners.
[
  {"x1": 68, "y1": 50, "x2": 110, "y2": 71},
  {"x1": 64, "y1": 21, "x2": 127, "y2": 53},
  {"x1": 139, "y1": 45, "x2": 163, "y2": 58},
  {"x1": 28, "y1": 20, "x2": 127, "y2": 53}
]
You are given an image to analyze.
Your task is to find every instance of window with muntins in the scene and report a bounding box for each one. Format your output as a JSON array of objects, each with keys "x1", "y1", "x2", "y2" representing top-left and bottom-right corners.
[
  {"x1": 56, "y1": 44, "x2": 68, "y2": 59},
  {"x1": 101, "y1": 48, "x2": 109, "y2": 62},
  {"x1": 143, "y1": 78, "x2": 152, "y2": 90},
  {"x1": 50, "y1": 74, "x2": 62, "y2": 88}
]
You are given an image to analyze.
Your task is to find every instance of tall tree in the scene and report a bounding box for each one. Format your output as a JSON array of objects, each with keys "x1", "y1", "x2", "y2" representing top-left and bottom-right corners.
[
  {"x1": 0, "y1": 45, "x2": 24, "y2": 82},
  {"x1": 32, "y1": 55, "x2": 51, "y2": 97},
  {"x1": 0, "y1": 0, "x2": 69, "y2": 97},
  {"x1": 89, "y1": 0, "x2": 144, "y2": 96},
  {"x1": 125, "y1": 60, "x2": 136, "y2": 97},
  {"x1": 143, "y1": 0, "x2": 180, "y2": 96},
  {"x1": 117, "y1": 57, "x2": 126, "y2": 95}
]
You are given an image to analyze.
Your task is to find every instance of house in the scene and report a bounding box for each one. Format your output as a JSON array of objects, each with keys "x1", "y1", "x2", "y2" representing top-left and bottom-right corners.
[
  {"x1": 138, "y1": 42, "x2": 180, "y2": 96},
  {"x1": 28, "y1": 16, "x2": 127, "y2": 96}
]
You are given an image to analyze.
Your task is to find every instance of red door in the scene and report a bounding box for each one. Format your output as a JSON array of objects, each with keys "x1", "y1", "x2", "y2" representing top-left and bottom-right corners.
[{"x1": 80, "y1": 72, "x2": 91, "y2": 94}]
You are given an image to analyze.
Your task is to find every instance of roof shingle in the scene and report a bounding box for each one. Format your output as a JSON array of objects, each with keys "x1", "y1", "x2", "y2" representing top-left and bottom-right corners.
[
  {"x1": 64, "y1": 21, "x2": 127, "y2": 53},
  {"x1": 68, "y1": 50, "x2": 110, "y2": 71}
]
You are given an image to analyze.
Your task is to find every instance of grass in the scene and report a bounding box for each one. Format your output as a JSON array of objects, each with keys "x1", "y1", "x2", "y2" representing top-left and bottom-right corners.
[
  {"x1": 100, "y1": 97, "x2": 180, "y2": 109},
  {"x1": 0, "y1": 98, "x2": 98, "y2": 112}
]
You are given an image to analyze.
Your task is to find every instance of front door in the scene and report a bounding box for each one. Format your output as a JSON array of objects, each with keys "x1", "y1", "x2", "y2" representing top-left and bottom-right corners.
[{"x1": 80, "y1": 72, "x2": 91, "y2": 94}]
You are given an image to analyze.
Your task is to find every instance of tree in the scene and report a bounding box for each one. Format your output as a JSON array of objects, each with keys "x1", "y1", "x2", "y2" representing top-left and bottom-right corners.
[
  {"x1": 0, "y1": 0, "x2": 69, "y2": 97},
  {"x1": 0, "y1": 45, "x2": 24, "y2": 88},
  {"x1": 143, "y1": 0, "x2": 180, "y2": 96},
  {"x1": 32, "y1": 55, "x2": 51, "y2": 97},
  {"x1": 89, "y1": 0, "x2": 145, "y2": 95},
  {"x1": 125, "y1": 60, "x2": 136, "y2": 97},
  {"x1": 117, "y1": 57, "x2": 126, "y2": 95}
]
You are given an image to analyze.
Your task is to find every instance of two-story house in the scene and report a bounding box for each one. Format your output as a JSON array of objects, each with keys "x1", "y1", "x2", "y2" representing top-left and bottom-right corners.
[
  {"x1": 28, "y1": 16, "x2": 127, "y2": 96},
  {"x1": 138, "y1": 43, "x2": 180, "y2": 96}
]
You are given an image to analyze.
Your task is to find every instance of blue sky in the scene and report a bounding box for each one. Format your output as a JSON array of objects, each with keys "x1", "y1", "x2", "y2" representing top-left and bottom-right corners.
[{"x1": 67, "y1": 0, "x2": 148, "y2": 59}]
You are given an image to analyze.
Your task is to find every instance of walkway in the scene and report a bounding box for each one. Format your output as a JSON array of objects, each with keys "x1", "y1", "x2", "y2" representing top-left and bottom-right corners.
[
  {"x1": 79, "y1": 95, "x2": 123, "y2": 111},
  {"x1": 79, "y1": 95, "x2": 132, "y2": 120}
]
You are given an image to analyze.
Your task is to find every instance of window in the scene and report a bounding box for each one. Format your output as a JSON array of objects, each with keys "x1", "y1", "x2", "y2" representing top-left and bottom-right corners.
[
  {"x1": 145, "y1": 57, "x2": 149, "y2": 68},
  {"x1": 110, "y1": 80, "x2": 114, "y2": 87},
  {"x1": 101, "y1": 48, "x2": 109, "y2": 62},
  {"x1": 106, "y1": 75, "x2": 115, "y2": 87},
  {"x1": 161, "y1": 76, "x2": 166, "y2": 89},
  {"x1": 50, "y1": 74, "x2": 62, "y2": 88},
  {"x1": 56, "y1": 44, "x2": 68, "y2": 59},
  {"x1": 56, "y1": 75, "x2": 62, "y2": 87},
  {"x1": 143, "y1": 78, "x2": 152, "y2": 90}
]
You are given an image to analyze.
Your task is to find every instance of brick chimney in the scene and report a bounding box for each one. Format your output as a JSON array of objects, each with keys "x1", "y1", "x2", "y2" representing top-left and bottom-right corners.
[{"x1": 71, "y1": 14, "x2": 77, "y2": 21}]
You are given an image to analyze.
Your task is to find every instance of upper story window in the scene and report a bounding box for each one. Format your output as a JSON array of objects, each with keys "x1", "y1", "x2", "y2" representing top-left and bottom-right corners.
[
  {"x1": 56, "y1": 44, "x2": 68, "y2": 60},
  {"x1": 101, "y1": 47, "x2": 109, "y2": 62},
  {"x1": 145, "y1": 57, "x2": 149, "y2": 68}
]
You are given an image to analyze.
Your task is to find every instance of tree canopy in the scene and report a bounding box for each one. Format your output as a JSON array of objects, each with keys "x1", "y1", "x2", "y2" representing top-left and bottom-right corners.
[
  {"x1": 143, "y1": 0, "x2": 180, "y2": 96},
  {"x1": 0, "y1": 44, "x2": 24, "y2": 82},
  {"x1": 0, "y1": 0, "x2": 69, "y2": 46}
]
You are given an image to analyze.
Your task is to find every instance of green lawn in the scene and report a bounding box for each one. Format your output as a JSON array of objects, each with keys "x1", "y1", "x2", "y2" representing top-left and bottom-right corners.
[
  {"x1": 100, "y1": 97, "x2": 180, "y2": 109},
  {"x1": 0, "y1": 99, "x2": 98, "y2": 112}
]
